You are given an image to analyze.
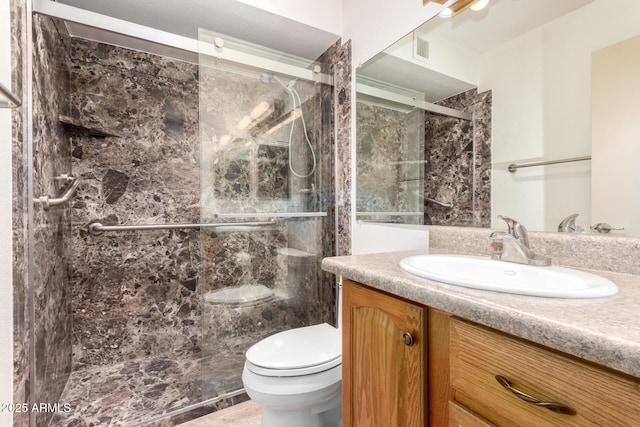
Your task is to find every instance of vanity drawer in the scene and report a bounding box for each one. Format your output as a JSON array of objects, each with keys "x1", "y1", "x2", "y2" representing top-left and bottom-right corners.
[
  {"x1": 449, "y1": 319, "x2": 640, "y2": 426},
  {"x1": 448, "y1": 400, "x2": 496, "y2": 427}
]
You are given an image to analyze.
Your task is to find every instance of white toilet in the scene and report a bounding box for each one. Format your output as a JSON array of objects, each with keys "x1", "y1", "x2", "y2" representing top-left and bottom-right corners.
[{"x1": 242, "y1": 322, "x2": 342, "y2": 427}]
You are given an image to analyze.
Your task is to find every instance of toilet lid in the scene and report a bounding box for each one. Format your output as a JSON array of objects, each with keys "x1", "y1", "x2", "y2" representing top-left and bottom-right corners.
[
  {"x1": 204, "y1": 284, "x2": 274, "y2": 306},
  {"x1": 245, "y1": 323, "x2": 341, "y2": 376}
]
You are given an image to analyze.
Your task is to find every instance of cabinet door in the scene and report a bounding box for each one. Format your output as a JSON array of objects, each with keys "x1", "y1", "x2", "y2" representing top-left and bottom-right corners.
[{"x1": 342, "y1": 281, "x2": 427, "y2": 427}]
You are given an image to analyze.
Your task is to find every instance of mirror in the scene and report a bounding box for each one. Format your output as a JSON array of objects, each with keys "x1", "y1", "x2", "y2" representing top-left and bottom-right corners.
[{"x1": 356, "y1": 0, "x2": 640, "y2": 236}]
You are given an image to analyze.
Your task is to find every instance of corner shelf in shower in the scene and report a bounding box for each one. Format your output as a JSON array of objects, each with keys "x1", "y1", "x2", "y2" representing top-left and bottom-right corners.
[{"x1": 59, "y1": 115, "x2": 121, "y2": 138}]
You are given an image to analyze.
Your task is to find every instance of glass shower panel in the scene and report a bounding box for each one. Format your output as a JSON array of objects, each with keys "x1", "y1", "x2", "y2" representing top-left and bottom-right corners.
[
  {"x1": 356, "y1": 82, "x2": 425, "y2": 225},
  {"x1": 198, "y1": 29, "x2": 332, "y2": 399}
]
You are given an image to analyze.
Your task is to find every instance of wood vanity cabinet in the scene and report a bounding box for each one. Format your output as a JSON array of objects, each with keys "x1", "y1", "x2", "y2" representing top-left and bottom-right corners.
[
  {"x1": 342, "y1": 280, "x2": 428, "y2": 427},
  {"x1": 342, "y1": 280, "x2": 640, "y2": 427}
]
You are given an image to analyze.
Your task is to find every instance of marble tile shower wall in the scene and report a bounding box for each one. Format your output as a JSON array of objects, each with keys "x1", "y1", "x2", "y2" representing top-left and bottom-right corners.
[
  {"x1": 356, "y1": 103, "x2": 424, "y2": 224},
  {"x1": 69, "y1": 36, "x2": 337, "y2": 374},
  {"x1": 31, "y1": 14, "x2": 74, "y2": 427},
  {"x1": 319, "y1": 40, "x2": 352, "y2": 256},
  {"x1": 11, "y1": 1, "x2": 29, "y2": 426},
  {"x1": 199, "y1": 63, "x2": 326, "y2": 217},
  {"x1": 69, "y1": 38, "x2": 203, "y2": 369},
  {"x1": 424, "y1": 88, "x2": 492, "y2": 227}
]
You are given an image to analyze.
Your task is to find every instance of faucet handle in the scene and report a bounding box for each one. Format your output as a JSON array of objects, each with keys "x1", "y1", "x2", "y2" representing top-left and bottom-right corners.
[
  {"x1": 591, "y1": 222, "x2": 624, "y2": 234},
  {"x1": 558, "y1": 213, "x2": 585, "y2": 233},
  {"x1": 497, "y1": 215, "x2": 530, "y2": 248},
  {"x1": 497, "y1": 215, "x2": 514, "y2": 234}
]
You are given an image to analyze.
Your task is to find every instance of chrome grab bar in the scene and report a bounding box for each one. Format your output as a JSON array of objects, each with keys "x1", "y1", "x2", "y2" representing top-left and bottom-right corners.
[
  {"x1": 426, "y1": 197, "x2": 453, "y2": 209},
  {"x1": 35, "y1": 175, "x2": 79, "y2": 210},
  {"x1": 356, "y1": 212, "x2": 423, "y2": 216},
  {"x1": 358, "y1": 218, "x2": 403, "y2": 223},
  {"x1": 88, "y1": 220, "x2": 277, "y2": 235},
  {"x1": 508, "y1": 156, "x2": 591, "y2": 173},
  {"x1": 0, "y1": 81, "x2": 21, "y2": 108}
]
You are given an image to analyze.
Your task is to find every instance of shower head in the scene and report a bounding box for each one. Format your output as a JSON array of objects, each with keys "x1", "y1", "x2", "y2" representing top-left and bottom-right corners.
[{"x1": 260, "y1": 73, "x2": 271, "y2": 83}]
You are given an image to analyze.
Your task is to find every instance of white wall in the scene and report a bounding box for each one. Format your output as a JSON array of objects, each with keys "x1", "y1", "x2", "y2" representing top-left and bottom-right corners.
[
  {"x1": 236, "y1": 0, "x2": 342, "y2": 36},
  {"x1": 384, "y1": 31, "x2": 481, "y2": 88},
  {"x1": 482, "y1": 0, "x2": 640, "y2": 231},
  {"x1": 591, "y1": 35, "x2": 640, "y2": 236},
  {"x1": 238, "y1": 0, "x2": 448, "y2": 66},
  {"x1": 352, "y1": 222, "x2": 429, "y2": 255},
  {"x1": 0, "y1": 0, "x2": 14, "y2": 423},
  {"x1": 342, "y1": 0, "x2": 446, "y2": 67}
]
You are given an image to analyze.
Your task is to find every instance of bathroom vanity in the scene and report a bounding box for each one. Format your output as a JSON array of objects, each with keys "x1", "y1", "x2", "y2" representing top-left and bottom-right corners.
[{"x1": 325, "y1": 250, "x2": 640, "y2": 426}]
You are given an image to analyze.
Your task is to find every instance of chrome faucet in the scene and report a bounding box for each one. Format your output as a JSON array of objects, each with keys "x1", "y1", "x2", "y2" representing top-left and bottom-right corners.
[
  {"x1": 490, "y1": 215, "x2": 551, "y2": 266},
  {"x1": 558, "y1": 213, "x2": 584, "y2": 233}
]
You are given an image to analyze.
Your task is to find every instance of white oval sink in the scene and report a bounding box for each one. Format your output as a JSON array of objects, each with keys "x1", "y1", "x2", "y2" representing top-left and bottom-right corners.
[{"x1": 399, "y1": 254, "x2": 618, "y2": 298}]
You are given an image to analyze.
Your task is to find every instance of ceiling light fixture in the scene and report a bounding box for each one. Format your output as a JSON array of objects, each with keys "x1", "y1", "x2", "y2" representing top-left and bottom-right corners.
[
  {"x1": 428, "y1": 0, "x2": 490, "y2": 18},
  {"x1": 470, "y1": 0, "x2": 489, "y2": 11},
  {"x1": 438, "y1": 7, "x2": 453, "y2": 18}
]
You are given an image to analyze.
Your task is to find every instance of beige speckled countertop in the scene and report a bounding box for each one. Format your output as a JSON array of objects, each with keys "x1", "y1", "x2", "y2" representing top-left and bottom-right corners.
[{"x1": 322, "y1": 249, "x2": 640, "y2": 378}]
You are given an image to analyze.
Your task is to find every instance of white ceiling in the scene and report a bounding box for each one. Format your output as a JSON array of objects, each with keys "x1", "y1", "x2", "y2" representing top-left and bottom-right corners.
[
  {"x1": 359, "y1": 0, "x2": 594, "y2": 101},
  {"x1": 55, "y1": 0, "x2": 340, "y2": 60}
]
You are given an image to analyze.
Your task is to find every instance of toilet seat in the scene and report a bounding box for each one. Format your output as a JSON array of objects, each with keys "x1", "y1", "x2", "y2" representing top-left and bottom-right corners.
[
  {"x1": 245, "y1": 323, "x2": 341, "y2": 377},
  {"x1": 204, "y1": 284, "x2": 274, "y2": 307}
]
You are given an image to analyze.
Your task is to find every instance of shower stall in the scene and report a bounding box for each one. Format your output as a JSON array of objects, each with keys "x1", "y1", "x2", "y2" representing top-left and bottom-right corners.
[{"x1": 14, "y1": 5, "x2": 340, "y2": 426}]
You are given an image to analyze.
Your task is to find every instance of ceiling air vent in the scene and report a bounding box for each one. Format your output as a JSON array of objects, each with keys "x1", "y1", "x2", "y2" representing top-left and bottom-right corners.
[{"x1": 413, "y1": 34, "x2": 430, "y2": 63}]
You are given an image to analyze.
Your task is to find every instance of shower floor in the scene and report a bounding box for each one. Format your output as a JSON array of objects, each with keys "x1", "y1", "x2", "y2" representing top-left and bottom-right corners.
[{"x1": 49, "y1": 334, "x2": 262, "y2": 426}]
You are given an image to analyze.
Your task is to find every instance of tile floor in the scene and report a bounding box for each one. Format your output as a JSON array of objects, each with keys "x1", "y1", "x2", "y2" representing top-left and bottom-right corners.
[{"x1": 176, "y1": 400, "x2": 261, "y2": 427}]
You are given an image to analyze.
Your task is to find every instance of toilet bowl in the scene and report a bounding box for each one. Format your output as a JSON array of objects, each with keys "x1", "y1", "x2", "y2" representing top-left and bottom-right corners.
[{"x1": 242, "y1": 323, "x2": 342, "y2": 427}]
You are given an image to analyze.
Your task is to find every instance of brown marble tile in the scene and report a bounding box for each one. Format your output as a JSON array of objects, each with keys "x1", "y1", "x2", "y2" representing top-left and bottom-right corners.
[
  {"x1": 425, "y1": 89, "x2": 492, "y2": 227},
  {"x1": 318, "y1": 40, "x2": 352, "y2": 256},
  {"x1": 356, "y1": 102, "x2": 425, "y2": 224},
  {"x1": 50, "y1": 344, "x2": 252, "y2": 426},
  {"x1": 11, "y1": 1, "x2": 29, "y2": 426},
  {"x1": 31, "y1": 14, "x2": 75, "y2": 427}
]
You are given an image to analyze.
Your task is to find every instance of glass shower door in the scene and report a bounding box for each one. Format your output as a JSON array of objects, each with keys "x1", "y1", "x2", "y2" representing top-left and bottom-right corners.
[{"x1": 197, "y1": 29, "x2": 333, "y2": 399}]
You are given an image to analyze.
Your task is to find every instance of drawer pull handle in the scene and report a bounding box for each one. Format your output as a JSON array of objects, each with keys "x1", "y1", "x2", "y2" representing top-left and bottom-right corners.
[
  {"x1": 495, "y1": 375, "x2": 576, "y2": 415},
  {"x1": 402, "y1": 332, "x2": 415, "y2": 346}
]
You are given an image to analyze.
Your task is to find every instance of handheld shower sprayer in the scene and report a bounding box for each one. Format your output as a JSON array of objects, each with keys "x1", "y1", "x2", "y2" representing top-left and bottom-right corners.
[{"x1": 273, "y1": 76, "x2": 317, "y2": 178}]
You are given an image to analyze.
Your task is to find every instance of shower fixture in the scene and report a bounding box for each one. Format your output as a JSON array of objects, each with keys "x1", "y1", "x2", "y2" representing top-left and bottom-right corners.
[{"x1": 274, "y1": 76, "x2": 317, "y2": 178}]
